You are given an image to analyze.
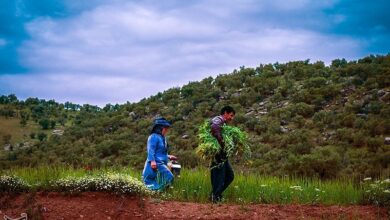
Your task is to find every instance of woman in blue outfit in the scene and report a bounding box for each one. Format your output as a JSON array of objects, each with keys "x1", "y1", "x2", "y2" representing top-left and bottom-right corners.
[{"x1": 142, "y1": 117, "x2": 176, "y2": 191}]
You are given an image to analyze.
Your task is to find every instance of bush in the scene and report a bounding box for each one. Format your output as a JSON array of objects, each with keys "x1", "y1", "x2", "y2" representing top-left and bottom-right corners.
[
  {"x1": 291, "y1": 115, "x2": 305, "y2": 128},
  {"x1": 285, "y1": 146, "x2": 342, "y2": 179},
  {"x1": 303, "y1": 77, "x2": 327, "y2": 88},
  {"x1": 0, "y1": 175, "x2": 30, "y2": 192},
  {"x1": 290, "y1": 103, "x2": 314, "y2": 118},
  {"x1": 361, "y1": 178, "x2": 390, "y2": 207},
  {"x1": 340, "y1": 114, "x2": 356, "y2": 128},
  {"x1": 365, "y1": 119, "x2": 389, "y2": 136},
  {"x1": 335, "y1": 128, "x2": 354, "y2": 143},
  {"x1": 367, "y1": 137, "x2": 383, "y2": 152},
  {"x1": 352, "y1": 131, "x2": 368, "y2": 148},
  {"x1": 39, "y1": 118, "x2": 50, "y2": 129},
  {"x1": 51, "y1": 173, "x2": 153, "y2": 196},
  {"x1": 37, "y1": 132, "x2": 47, "y2": 141}
]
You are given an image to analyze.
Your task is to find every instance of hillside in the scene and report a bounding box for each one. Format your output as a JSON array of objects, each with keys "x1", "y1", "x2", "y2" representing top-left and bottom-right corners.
[{"x1": 0, "y1": 54, "x2": 389, "y2": 179}]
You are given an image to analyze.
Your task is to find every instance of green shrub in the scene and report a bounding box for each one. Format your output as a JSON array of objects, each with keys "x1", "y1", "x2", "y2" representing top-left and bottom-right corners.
[
  {"x1": 335, "y1": 128, "x2": 354, "y2": 143},
  {"x1": 303, "y1": 77, "x2": 327, "y2": 88},
  {"x1": 37, "y1": 132, "x2": 47, "y2": 141},
  {"x1": 51, "y1": 173, "x2": 152, "y2": 196},
  {"x1": 290, "y1": 102, "x2": 314, "y2": 118},
  {"x1": 291, "y1": 115, "x2": 305, "y2": 128},
  {"x1": 365, "y1": 119, "x2": 389, "y2": 136},
  {"x1": 0, "y1": 175, "x2": 30, "y2": 192},
  {"x1": 340, "y1": 114, "x2": 356, "y2": 128},
  {"x1": 39, "y1": 118, "x2": 50, "y2": 129},
  {"x1": 285, "y1": 146, "x2": 342, "y2": 178},
  {"x1": 367, "y1": 137, "x2": 383, "y2": 152},
  {"x1": 352, "y1": 131, "x2": 368, "y2": 148}
]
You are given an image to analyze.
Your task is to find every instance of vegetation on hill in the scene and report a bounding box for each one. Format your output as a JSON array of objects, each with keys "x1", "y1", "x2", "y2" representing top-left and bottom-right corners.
[{"x1": 0, "y1": 54, "x2": 389, "y2": 180}]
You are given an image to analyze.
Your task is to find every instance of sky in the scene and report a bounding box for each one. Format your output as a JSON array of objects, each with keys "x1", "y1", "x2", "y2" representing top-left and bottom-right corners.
[{"x1": 0, "y1": 0, "x2": 389, "y2": 106}]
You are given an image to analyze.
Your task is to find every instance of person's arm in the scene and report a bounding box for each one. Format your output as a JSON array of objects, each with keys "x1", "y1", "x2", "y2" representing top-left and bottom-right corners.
[
  {"x1": 147, "y1": 135, "x2": 158, "y2": 170},
  {"x1": 210, "y1": 118, "x2": 225, "y2": 150},
  {"x1": 210, "y1": 117, "x2": 228, "y2": 161},
  {"x1": 168, "y1": 155, "x2": 177, "y2": 160},
  {"x1": 211, "y1": 124, "x2": 224, "y2": 150}
]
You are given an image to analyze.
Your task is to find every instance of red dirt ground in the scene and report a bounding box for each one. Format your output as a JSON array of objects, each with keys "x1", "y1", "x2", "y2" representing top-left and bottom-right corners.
[{"x1": 0, "y1": 192, "x2": 388, "y2": 220}]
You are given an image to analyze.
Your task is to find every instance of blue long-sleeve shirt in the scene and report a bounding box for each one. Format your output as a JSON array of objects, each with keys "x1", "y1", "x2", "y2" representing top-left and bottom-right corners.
[{"x1": 146, "y1": 133, "x2": 169, "y2": 163}]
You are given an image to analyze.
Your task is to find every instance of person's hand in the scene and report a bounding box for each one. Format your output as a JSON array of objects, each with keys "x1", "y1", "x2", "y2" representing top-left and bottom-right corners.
[
  {"x1": 151, "y1": 161, "x2": 157, "y2": 170},
  {"x1": 168, "y1": 155, "x2": 177, "y2": 160}
]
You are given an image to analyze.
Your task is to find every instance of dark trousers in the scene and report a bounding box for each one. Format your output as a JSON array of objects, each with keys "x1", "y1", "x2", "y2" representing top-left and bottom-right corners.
[{"x1": 210, "y1": 160, "x2": 234, "y2": 201}]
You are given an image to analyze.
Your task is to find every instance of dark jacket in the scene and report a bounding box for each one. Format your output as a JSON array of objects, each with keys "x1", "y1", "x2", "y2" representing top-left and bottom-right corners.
[{"x1": 210, "y1": 115, "x2": 227, "y2": 162}]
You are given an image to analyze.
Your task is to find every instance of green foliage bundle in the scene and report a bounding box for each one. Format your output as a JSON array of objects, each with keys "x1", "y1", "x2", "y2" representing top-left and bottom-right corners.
[{"x1": 196, "y1": 120, "x2": 251, "y2": 162}]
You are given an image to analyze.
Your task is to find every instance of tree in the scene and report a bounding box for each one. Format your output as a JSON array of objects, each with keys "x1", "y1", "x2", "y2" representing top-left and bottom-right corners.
[
  {"x1": 50, "y1": 120, "x2": 56, "y2": 129},
  {"x1": 39, "y1": 118, "x2": 50, "y2": 129},
  {"x1": 37, "y1": 132, "x2": 47, "y2": 141},
  {"x1": 20, "y1": 111, "x2": 30, "y2": 126},
  {"x1": 331, "y1": 58, "x2": 347, "y2": 68}
]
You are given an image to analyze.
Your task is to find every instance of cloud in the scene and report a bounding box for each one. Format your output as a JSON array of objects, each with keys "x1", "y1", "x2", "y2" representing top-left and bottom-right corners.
[
  {"x1": 0, "y1": 73, "x2": 175, "y2": 106},
  {"x1": 1, "y1": 0, "x2": 389, "y2": 105},
  {"x1": 20, "y1": 1, "x2": 361, "y2": 77}
]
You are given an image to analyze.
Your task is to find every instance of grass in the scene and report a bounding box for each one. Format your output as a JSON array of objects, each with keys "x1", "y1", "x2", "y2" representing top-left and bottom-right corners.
[
  {"x1": 0, "y1": 166, "x2": 366, "y2": 206},
  {"x1": 0, "y1": 115, "x2": 71, "y2": 146},
  {"x1": 0, "y1": 117, "x2": 39, "y2": 144},
  {"x1": 167, "y1": 168, "x2": 362, "y2": 205}
]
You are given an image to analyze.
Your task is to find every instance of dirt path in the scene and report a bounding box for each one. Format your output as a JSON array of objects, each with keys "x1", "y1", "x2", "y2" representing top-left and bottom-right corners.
[{"x1": 1, "y1": 192, "x2": 388, "y2": 220}]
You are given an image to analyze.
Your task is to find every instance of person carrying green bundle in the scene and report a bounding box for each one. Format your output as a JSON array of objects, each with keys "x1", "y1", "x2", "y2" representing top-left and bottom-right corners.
[{"x1": 209, "y1": 106, "x2": 235, "y2": 203}]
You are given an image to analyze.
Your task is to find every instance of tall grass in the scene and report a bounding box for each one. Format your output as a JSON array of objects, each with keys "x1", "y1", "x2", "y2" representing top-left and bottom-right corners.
[
  {"x1": 168, "y1": 168, "x2": 362, "y2": 205},
  {"x1": 1, "y1": 166, "x2": 364, "y2": 205}
]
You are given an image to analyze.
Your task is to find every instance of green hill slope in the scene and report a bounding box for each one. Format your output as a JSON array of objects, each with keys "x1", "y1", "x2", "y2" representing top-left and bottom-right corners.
[{"x1": 1, "y1": 54, "x2": 389, "y2": 179}]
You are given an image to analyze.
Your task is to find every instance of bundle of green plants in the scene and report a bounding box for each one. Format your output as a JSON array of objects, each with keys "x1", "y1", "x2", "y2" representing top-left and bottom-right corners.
[
  {"x1": 196, "y1": 120, "x2": 251, "y2": 162},
  {"x1": 0, "y1": 175, "x2": 30, "y2": 193}
]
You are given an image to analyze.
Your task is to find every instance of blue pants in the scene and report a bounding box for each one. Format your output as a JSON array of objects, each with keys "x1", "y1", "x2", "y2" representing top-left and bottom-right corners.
[
  {"x1": 142, "y1": 161, "x2": 174, "y2": 191},
  {"x1": 210, "y1": 160, "x2": 234, "y2": 201}
]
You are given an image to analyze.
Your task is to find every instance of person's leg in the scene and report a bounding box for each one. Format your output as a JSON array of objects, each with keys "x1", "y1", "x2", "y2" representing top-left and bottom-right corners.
[
  {"x1": 210, "y1": 162, "x2": 226, "y2": 202},
  {"x1": 142, "y1": 161, "x2": 160, "y2": 190},
  {"x1": 221, "y1": 160, "x2": 234, "y2": 193},
  {"x1": 156, "y1": 163, "x2": 174, "y2": 190}
]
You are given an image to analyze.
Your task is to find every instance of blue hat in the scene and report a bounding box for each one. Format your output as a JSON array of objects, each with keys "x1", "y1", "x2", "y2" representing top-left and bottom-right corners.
[{"x1": 153, "y1": 117, "x2": 171, "y2": 127}]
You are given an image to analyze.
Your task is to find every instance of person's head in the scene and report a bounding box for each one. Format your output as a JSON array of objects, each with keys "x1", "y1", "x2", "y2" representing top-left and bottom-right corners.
[
  {"x1": 151, "y1": 117, "x2": 171, "y2": 135},
  {"x1": 220, "y1": 106, "x2": 235, "y2": 122}
]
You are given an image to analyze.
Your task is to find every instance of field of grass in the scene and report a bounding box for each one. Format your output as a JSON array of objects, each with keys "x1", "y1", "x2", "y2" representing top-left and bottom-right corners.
[
  {"x1": 0, "y1": 116, "x2": 68, "y2": 149},
  {"x1": 0, "y1": 117, "x2": 38, "y2": 144},
  {"x1": 0, "y1": 166, "x2": 376, "y2": 206},
  {"x1": 167, "y1": 168, "x2": 364, "y2": 205}
]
